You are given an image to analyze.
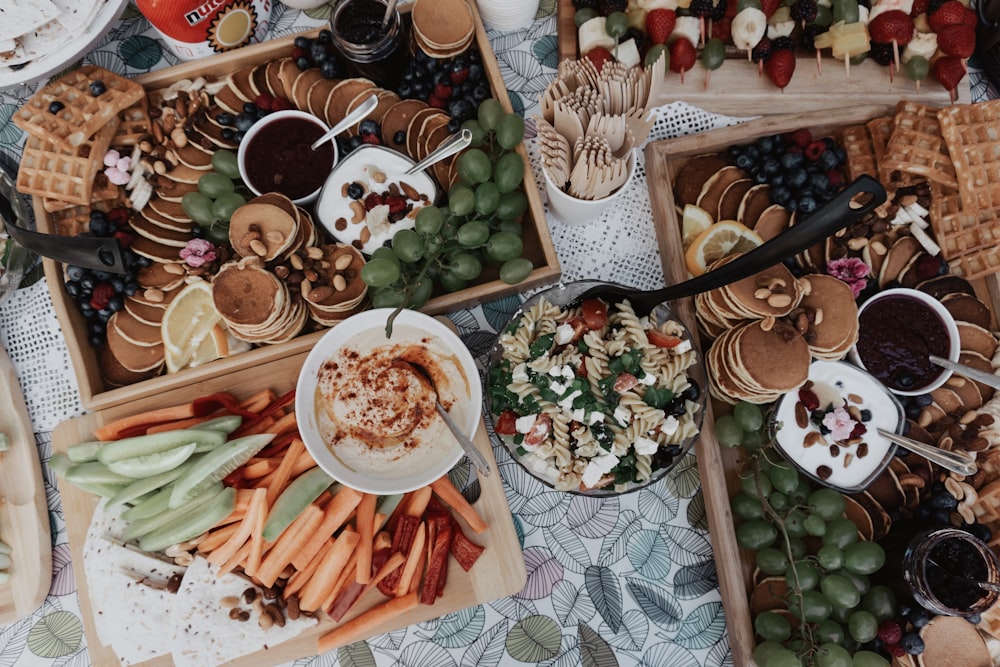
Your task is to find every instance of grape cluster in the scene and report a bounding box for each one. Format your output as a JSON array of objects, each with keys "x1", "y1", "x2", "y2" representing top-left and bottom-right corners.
[
  {"x1": 180, "y1": 150, "x2": 246, "y2": 244},
  {"x1": 727, "y1": 130, "x2": 847, "y2": 216},
  {"x1": 360, "y1": 99, "x2": 533, "y2": 314},
  {"x1": 396, "y1": 50, "x2": 491, "y2": 132},
  {"x1": 63, "y1": 208, "x2": 151, "y2": 347},
  {"x1": 721, "y1": 404, "x2": 897, "y2": 667}
]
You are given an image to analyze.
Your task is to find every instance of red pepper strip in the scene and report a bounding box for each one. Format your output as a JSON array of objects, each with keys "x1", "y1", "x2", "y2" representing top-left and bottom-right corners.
[
  {"x1": 223, "y1": 466, "x2": 248, "y2": 487},
  {"x1": 257, "y1": 431, "x2": 298, "y2": 459},
  {"x1": 231, "y1": 390, "x2": 298, "y2": 438},
  {"x1": 114, "y1": 422, "x2": 164, "y2": 439},
  {"x1": 192, "y1": 392, "x2": 260, "y2": 418}
]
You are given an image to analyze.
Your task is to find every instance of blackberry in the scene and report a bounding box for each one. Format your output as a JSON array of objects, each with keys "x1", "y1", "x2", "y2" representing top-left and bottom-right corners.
[
  {"x1": 689, "y1": 0, "x2": 714, "y2": 16},
  {"x1": 622, "y1": 27, "x2": 645, "y2": 49},
  {"x1": 772, "y1": 36, "x2": 796, "y2": 51},
  {"x1": 597, "y1": 0, "x2": 627, "y2": 15},
  {"x1": 869, "y1": 41, "x2": 894, "y2": 67},
  {"x1": 710, "y1": 0, "x2": 728, "y2": 20},
  {"x1": 928, "y1": 0, "x2": 946, "y2": 11},
  {"x1": 573, "y1": 0, "x2": 598, "y2": 7},
  {"x1": 800, "y1": 24, "x2": 824, "y2": 50},
  {"x1": 790, "y1": 0, "x2": 818, "y2": 22},
  {"x1": 751, "y1": 37, "x2": 772, "y2": 62}
]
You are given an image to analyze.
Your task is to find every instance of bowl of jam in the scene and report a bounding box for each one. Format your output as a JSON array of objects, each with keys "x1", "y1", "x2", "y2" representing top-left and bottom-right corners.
[
  {"x1": 904, "y1": 528, "x2": 1000, "y2": 616},
  {"x1": 237, "y1": 109, "x2": 336, "y2": 206},
  {"x1": 850, "y1": 287, "x2": 961, "y2": 396}
]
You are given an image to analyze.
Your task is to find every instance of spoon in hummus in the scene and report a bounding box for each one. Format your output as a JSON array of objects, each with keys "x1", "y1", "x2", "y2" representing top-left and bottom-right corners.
[{"x1": 311, "y1": 93, "x2": 380, "y2": 151}]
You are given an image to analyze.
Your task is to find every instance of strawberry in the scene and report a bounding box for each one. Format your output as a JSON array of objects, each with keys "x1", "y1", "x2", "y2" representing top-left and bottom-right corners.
[
  {"x1": 669, "y1": 38, "x2": 697, "y2": 76},
  {"x1": 936, "y1": 23, "x2": 976, "y2": 57},
  {"x1": 645, "y1": 8, "x2": 676, "y2": 45},
  {"x1": 586, "y1": 46, "x2": 614, "y2": 73},
  {"x1": 910, "y1": 0, "x2": 928, "y2": 15},
  {"x1": 764, "y1": 49, "x2": 795, "y2": 89},
  {"x1": 932, "y1": 54, "x2": 967, "y2": 92},
  {"x1": 760, "y1": 0, "x2": 782, "y2": 18},
  {"x1": 868, "y1": 10, "x2": 914, "y2": 45},
  {"x1": 928, "y1": 0, "x2": 977, "y2": 31}
]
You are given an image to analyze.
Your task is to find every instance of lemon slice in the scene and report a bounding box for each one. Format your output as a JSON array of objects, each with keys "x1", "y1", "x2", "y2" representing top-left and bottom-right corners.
[
  {"x1": 681, "y1": 204, "x2": 714, "y2": 249},
  {"x1": 684, "y1": 220, "x2": 763, "y2": 276},
  {"x1": 162, "y1": 280, "x2": 224, "y2": 374}
]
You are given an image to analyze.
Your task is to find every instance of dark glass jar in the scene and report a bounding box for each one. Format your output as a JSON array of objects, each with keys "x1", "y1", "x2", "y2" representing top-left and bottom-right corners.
[
  {"x1": 903, "y1": 528, "x2": 1000, "y2": 616},
  {"x1": 330, "y1": 0, "x2": 409, "y2": 89}
]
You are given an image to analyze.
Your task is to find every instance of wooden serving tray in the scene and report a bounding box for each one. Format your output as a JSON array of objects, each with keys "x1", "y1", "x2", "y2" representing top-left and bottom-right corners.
[
  {"x1": 0, "y1": 345, "x2": 53, "y2": 623},
  {"x1": 36, "y1": 0, "x2": 561, "y2": 412},
  {"x1": 644, "y1": 105, "x2": 1000, "y2": 666},
  {"x1": 51, "y1": 350, "x2": 526, "y2": 667},
  {"x1": 556, "y1": 0, "x2": 969, "y2": 115}
]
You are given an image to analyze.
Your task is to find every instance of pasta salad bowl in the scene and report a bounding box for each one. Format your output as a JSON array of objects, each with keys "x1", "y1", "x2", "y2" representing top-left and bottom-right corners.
[{"x1": 485, "y1": 280, "x2": 707, "y2": 496}]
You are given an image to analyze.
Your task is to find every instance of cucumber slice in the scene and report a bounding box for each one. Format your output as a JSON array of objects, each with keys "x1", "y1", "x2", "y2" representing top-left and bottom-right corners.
[
  {"x1": 122, "y1": 482, "x2": 224, "y2": 542},
  {"x1": 107, "y1": 442, "x2": 197, "y2": 479},
  {"x1": 65, "y1": 461, "x2": 136, "y2": 486},
  {"x1": 169, "y1": 434, "x2": 273, "y2": 509},
  {"x1": 121, "y1": 486, "x2": 173, "y2": 521},
  {"x1": 105, "y1": 458, "x2": 199, "y2": 510},
  {"x1": 377, "y1": 493, "x2": 405, "y2": 519},
  {"x1": 66, "y1": 440, "x2": 103, "y2": 463},
  {"x1": 139, "y1": 486, "x2": 236, "y2": 553},
  {"x1": 0, "y1": 571, "x2": 10, "y2": 584},
  {"x1": 194, "y1": 415, "x2": 243, "y2": 435},
  {"x1": 0, "y1": 540, "x2": 11, "y2": 555},
  {"x1": 74, "y1": 481, "x2": 128, "y2": 498},
  {"x1": 49, "y1": 453, "x2": 73, "y2": 476},
  {"x1": 262, "y1": 466, "x2": 335, "y2": 542},
  {"x1": 97, "y1": 429, "x2": 226, "y2": 465}
]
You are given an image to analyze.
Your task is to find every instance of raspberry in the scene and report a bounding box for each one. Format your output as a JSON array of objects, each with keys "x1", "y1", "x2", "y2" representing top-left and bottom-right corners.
[
  {"x1": 254, "y1": 94, "x2": 274, "y2": 112},
  {"x1": 90, "y1": 283, "x2": 115, "y2": 310},
  {"x1": 291, "y1": 46, "x2": 306, "y2": 60},
  {"x1": 878, "y1": 620, "x2": 903, "y2": 645},
  {"x1": 427, "y1": 95, "x2": 446, "y2": 109},
  {"x1": 798, "y1": 388, "x2": 820, "y2": 411},
  {"x1": 825, "y1": 169, "x2": 843, "y2": 189},
  {"x1": 805, "y1": 140, "x2": 826, "y2": 161},
  {"x1": 887, "y1": 644, "x2": 906, "y2": 658},
  {"x1": 364, "y1": 193, "x2": 384, "y2": 210},
  {"x1": 433, "y1": 83, "x2": 453, "y2": 99},
  {"x1": 790, "y1": 128, "x2": 812, "y2": 148},
  {"x1": 112, "y1": 230, "x2": 133, "y2": 248},
  {"x1": 106, "y1": 207, "x2": 129, "y2": 227},
  {"x1": 449, "y1": 68, "x2": 469, "y2": 84},
  {"x1": 270, "y1": 97, "x2": 293, "y2": 112},
  {"x1": 361, "y1": 133, "x2": 381, "y2": 145},
  {"x1": 385, "y1": 195, "x2": 407, "y2": 214}
]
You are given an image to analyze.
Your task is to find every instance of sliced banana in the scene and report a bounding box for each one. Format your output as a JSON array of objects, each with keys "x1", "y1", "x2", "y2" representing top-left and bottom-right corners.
[{"x1": 731, "y1": 8, "x2": 767, "y2": 51}]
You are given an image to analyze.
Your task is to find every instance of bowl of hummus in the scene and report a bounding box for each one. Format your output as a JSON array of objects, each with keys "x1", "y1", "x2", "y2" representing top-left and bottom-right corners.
[{"x1": 296, "y1": 308, "x2": 481, "y2": 494}]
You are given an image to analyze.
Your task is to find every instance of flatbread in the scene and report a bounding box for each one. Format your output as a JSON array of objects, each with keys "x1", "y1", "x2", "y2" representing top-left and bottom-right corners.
[{"x1": 0, "y1": 0, "x2": 61, "y2": 42}]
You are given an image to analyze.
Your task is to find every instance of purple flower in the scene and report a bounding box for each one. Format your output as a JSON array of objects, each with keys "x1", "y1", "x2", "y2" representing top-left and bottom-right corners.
[
  {"x1": 826, "y1": 257, "x2": 870, "y2": 298},
  {"x1": 179, "y1": 239, "x2": 216, "y2": 268}
]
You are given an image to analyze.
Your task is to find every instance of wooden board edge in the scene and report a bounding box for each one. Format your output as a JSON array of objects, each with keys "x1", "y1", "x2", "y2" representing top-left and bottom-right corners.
[{"x1": 557, "y1": 0, "x2": 577, "y2": 63}]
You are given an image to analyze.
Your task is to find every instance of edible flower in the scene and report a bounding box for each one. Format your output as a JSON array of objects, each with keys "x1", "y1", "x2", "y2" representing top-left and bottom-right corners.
[
  {"x1": 826, "y1": 257, "x2": 869, "y2": 298},
  {"x1": 103, "y1": 149, "x2": 132, "y2": 186},
  {"x1": 179, "y1": 238, "x2": 216, "y2": 268},
  {"x1": 822, "y1": 406, "x2": 858, "y2": 442}
]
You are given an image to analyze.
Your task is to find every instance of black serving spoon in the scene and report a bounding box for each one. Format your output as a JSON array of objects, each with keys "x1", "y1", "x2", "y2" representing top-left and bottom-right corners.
[{"x1": 573, "y1": 174, "x2": 886, "y2": 315}]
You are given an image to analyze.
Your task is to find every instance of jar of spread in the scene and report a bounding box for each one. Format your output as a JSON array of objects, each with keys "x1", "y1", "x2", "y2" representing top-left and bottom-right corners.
[
  {"x1": 329, "y1": 0, "x2": 409, "y2": 89},
  {"x1": 136, "y1": 0, "x2": 272, "y2": 61},
  {"x1": 903, "y1": 528, "x2": 1000, "y2": 616}
]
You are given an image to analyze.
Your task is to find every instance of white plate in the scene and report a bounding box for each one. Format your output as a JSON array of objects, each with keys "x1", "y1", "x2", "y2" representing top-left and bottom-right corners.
[{"x1": 0, "y1": 0, "x2": 129, "y2": 90}]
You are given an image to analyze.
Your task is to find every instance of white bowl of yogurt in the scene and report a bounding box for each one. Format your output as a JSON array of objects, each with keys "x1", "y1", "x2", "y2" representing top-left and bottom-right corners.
[
  {"x1": 295, "y1": 308, "x2": 481, "y2": 494},
  {"x1": 770, "y1": 360, "x2": 905, "y2": 493}
]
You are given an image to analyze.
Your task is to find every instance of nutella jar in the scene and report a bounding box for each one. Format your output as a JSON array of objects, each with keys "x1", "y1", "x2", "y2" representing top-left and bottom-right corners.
[{"x1": 329, "y1": 0, "x2": 409, "y2": 89}]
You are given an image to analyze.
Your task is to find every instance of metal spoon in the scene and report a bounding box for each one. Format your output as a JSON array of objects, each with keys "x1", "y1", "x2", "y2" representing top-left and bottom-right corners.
[
  {"x1": 929, "y1": 354, "x2": 1000, "y2": 391},
  {"x1": 877, "y1": 428, "x2": 977, "y2": 476},
  {"x1": 310, "y1": 93, "x2": 380, "y2": 151},
  {"x1": 381, "y1": 0, "x2": 400, "y2": 29},
  {"x1": 926, "y1": 557, "x2": 1000, "y2": 594},
  {"x1": 405, "y1": 129, "x2": 473, "y2": 176}
]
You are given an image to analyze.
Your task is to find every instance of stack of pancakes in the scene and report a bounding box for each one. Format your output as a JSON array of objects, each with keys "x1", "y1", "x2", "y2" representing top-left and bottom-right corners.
[
  {"x1": 212, "y1": 258, "x2": 308, "y2": 345},
  {"x1": 227, "y1": 194, "x2": 317, "y2": 263},
  {"x1": 305, "y1": 245, "x2": 368, "y2": 327},
  {"x1": 410, "y1": 0, "x2": 475, "y2": 58}
]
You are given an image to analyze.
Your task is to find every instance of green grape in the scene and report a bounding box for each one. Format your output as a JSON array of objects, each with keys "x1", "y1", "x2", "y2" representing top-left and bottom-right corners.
[
  {"x1": 817, "y1": 545, "x2": 844, "y2": 571},
  {"x1": 832, "y1": 0, "x2": 859, "y2": 23},
  {"x1": 448, "y1": 184, "x2": 476, "y2": 216},
  {"x1": 414, "y1": 206, "x2": 444, "y2": 236},
  {"x1": 181, "y1": 192, "x2": 215, "y2": 226},
  {"x1": 842, "y1": 541, "x2": 885, "y2": 576},
  {"x1": 497, "y1": 191, "x2": 528, "y2": 220},
  {"x1": 203, "y1": 222, "x2": 229, "y2": 245},
  {"x1": 755, "y1": 547, "x2": 787, "y2": 575},
  {"x1": 787, "y1": 537, "x2": 807, "y2": 560},
  {"x1": 408, "y1": 277, "x2": 433, "y2": 309},
  {"x1": 494, "y1": 152, "x2": 525, "y2": 193},
  {"x1": 370, "y1": 246, "x2": 400, "y2": 266},
  {"x1": 457, "y1": 220, "x2": 490, "y2": 247},
  {"x1": 478, "y1": 98, "x2": 504, "y2": 131},
  {"x1": 456, "y1": 149, "x2": 492, "y2": 185},
  {"x1": 740, "y1": 471, "x2": 771, "y2": 499},
  {"x1": 701, "y1": 38, "x2": 726, "y2": 70},
  {"x1": 841, "y1": 570, "x2": 869, "y2": 597},
  {"x1": 768, "y1": 492, "x2": 789, "y2": 512},
  {"x1": 198, "y1": 172, "x2": 235, "y2": 197},
  {"x1": 605, "y1": 11, "x2": 628, "y2": 38},
  {"x1": 821, "y1": 574, "x2": 861, "y2": 609},
  {"x1": 753, "y1": 641, "x2": 785, "y2": 666},
  {"x1": 783, "y1": 510, "x2": 808, "y2": 539},
  {"x1": 798, "y1": 589, "x2": 834, "y2": 622},
  {"x1": 808, "y1": 488, "x2": 846, "y2": 521},
  {"x1": 424, "y1": 238, "x2": 442, "y2": 257},
  {"x1": 645, "y1": 44, "x2": 668, "y2": 68},
  {"x1": 815, "y1": 619, "x2": 846, "y2": 645},
  {"x1": 460, "y1": 119, "x2": 487, "y2": 147},
  {"x1": 849, "y1": 52, "x2": 867, "y2": 66},
  {"x1": 852, "y1": 651, "x2": 889, "y2": 667},
  {"x1": 715, "y1": 414, "x2": 744, "y2": 447},
  {"x1": 736, "y1": 0, "x2": 761, "y2": 9},
  {"x1": 485, "y1": 232, "x2": 523, "y2": 263},
  {"x1": 391, "y1": 229, "x2": 424, "y2": 263},
  {"x1": 830, "y1": 603, "x2": 852, "y2": 624},
  {"x1": 499, "y1": 257, "x2": 533, "y2": 284},
  {"x1": 823, "y1": 518, "x2": 859, "y2": 549},
  {"x1": 370, "y1": 287, "x2": 406, "y2": 309},
  {"x1": 905, "y1": 56, "x2": 929, "y2": 82},
  {"x1": 764, "y1": 649, "x2": 802, "y2": 667},
  {"x1": 736, "y1": 519, "x2": 777, "y2": 550},
  {"x1": 788, "y1": 476, "x2": 811, "y2": 506},
  {"x1": 447, "y1": 252, "x2": 482, "y2": 281},
  {"x1": 361, "y1": 258, "x2": 401, "y2": 287},
  {"x1": 732, "y1": 493, "x2": 764, "y2": 520},
  {"x1": 847, "y1": 610, "x2": 878, "y2": 643},
  {"x1": 211, "y1": 150, "x2": 240, "y2": 179},
  {"x1": 786, "y1": 561, "x2": 820, "y2": 591},
  {"x1": 495, "y1": 113, "x2": 526, "y2": 150},
  {"x1": 769, "y1": 464, "x2": 799, "y2": 495},
  {"x1": 439, "y1": 272, "x2": 468, "y2": 293},
  {"x1": 754, "y1": 611, "x2": 791, "y2": 642},
  {"x1": 475, "y1": 181, "x2": 501, "y2": 216},
  {"x1": 810, "y1": 4, "x2": 833, "y2": 26},
  {"x1": 498, "y1": 219, "x2": 523, "y2": 236},
  {"x1": 575, "y1": 7, "x2": 598, "y2": 26},
  {"x1": 804, "y1": 514, "x2": 827, "y2": 537},
  {"x1": 861, "y1": 585, "x2": 896, "y2": 622},
  {"x1": 733, "y1": 402, "x2": 763, "y2": 432},
  {"x1": 814, "y1": 643, "x2": 852, "y2": 667},
  {"x1": 742, "y1": 430, "x2": 765, "y2": 449},
  {"x1": 211, "y1": 192, "x2": 245, "y2": 223}
]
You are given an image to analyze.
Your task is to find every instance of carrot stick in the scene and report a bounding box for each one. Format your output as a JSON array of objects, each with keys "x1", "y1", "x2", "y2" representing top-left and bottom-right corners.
[
  {"x1": 355, "y1": 494, "x2": 377, "y2": 585},
  {"x1": 242, "y1": 416, "x2": 277, "y2": 437},
  {"x1": 317, "y1": 592, "x2": 418, "y2": 654},
  {"x1": 285, "y1": 538, "x2": 333, "y2": 597},
  {"x1": 407, "y1": 547, "x2": 427, "y2": 595},
  {"x1": 430, "y1": 476, "x2": 487, "y2": 534},
  {"x1": 257, "y1": 449, "x2": 317, "y2": 489},
  {"x1": 299, "y1": 530, "x2": 360, "y2": 612},
  {"x1": 245, "y1": 504, "x2": 268, "y2": 579},
  {"x1": 266, "y1": 438, "x2": 306, "y2": 506},
  {"x1": 197, "y1": 523, "x2": 240, "y2": 554},
  {"x1": 145, "y1": 412, "x2": 226, "y2": 434},
  {"x1": 290, "y1": 486, "x2": 364, "y2": 570},
  {"x1": 217, "y1": 539, "x2": 253, "y2": 577},
  {"x1": 257, "y1": 504, "x2": 324, "y2": 587},
  {"x1": 396, "y1": 522, "x2": 426, "y2": 597},
  {"x1": 240, "y1": 389, "x2": 277, "y2": 413},
  {"x1": 324, "y1": 546, "x2": 361, "y2": 611},
  {"x1": 234, "y1": 488, "x2": 256, "y2": 512},
  {"x1": 405, "y1": 487, "x2": 433, "y2": 518},
  {"x1": 95, "y1": 401, "x2": 201, "y2": 440},
  {"x1": 207, "y1": 488, "x2": 266, "y2": 568},
  {"x1": 268, "y1": 411, "x2": 298, "y2": 438},
  {"x1": 243, "y1": 459, "x2": 280, "y2": 479}
]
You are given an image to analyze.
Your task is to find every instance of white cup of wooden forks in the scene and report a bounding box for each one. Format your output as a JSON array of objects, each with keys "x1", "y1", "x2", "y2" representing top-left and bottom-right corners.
[{"x1": 543, "y1": 148, "x2": 636, "y2": 225}]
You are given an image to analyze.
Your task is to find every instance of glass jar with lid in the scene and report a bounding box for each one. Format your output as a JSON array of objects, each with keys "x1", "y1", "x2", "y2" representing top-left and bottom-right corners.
[
  {"x1": 903, "y1": 527, "x2": 1000, "y2": 616},
  {"x1": 329, "y1": 0, "x2": 409, "y2": 89}
]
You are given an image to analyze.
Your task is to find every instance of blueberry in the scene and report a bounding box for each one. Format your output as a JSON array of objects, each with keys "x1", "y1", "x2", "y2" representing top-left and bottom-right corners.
[
  {"x1": 809, "y1": 172, "x2": 829, "y2": 192},
  {"x1": 242, "y1": 102, "x2": 258, "y2": 114},
  {"x1": 321, "y1": 60, "x2": 338, "y2": 79},
  {"x1": 93, "y1": 270, "x2": 112, "y2": 282},
  {"x1": 909, "y1": 608, "x2": 930, "y2": 628},
  {"x1": 798, "y1": 196, "x2": 817, "y2": 214},
  {"x1": 969, "y1": 522, "x2": 992, "y2": 542},
  {"x1": 108, "y1": 295, "x2": 124, "y2": 312},
  {"x1": 234, "y1": 130, "x2": 246, "y2": 143},
  {"x1": 124, "y1": 281, "x2": 138, "y2": 296},
  {"x1": 221, "y1": 128, "x2": 235, "y2": 141},
  {"x1": 66, "y1": 265, "x2": 86, "y2": 281},
  {"x1": 860, "y1": 409, "x2": 872, "y2": 421},
  {"x1": 296, "y1": 56, "x2": 311, "y2": 70},
  {"x1": 358, "y1": 119, "x2": 380, "y2": 137},
  {"x1": 818, "y1": 149, "x2": 839, "y2": 171},
  {"x1": 967, "y1": 613, "x2": 982, "y2": 624},
  {"x1": 87, "y1": 333, "x2": 104, "y2": 348},
  {"x1": 347, "y1": 182, "x2": 364, "y2": 199},
  {"x1": 931, "y1": 508, "x2": 952, "y2": 525},
  {"x1": 433, "y1": 70, "x2": 450, "y2": 85},
  {"x1": 88, "y1": 321, "x2": 104, "y2": 335},
  {"x1": 786, "y1": 199, "x2": 799, "y2": 212},
  {"x1": 65, "y1": 280, "x2": 82, "y2": 298},
  {"x1": 79, "y1": 303, "x2": 94, "y2": 317},
  {"x1": 234, "y1": 114, "x2": 254, "y2": 132},
  {"x1": 473, "y1": 83, "x2": 491, "y2": 102},
  {"x1": 48, "y1": 101, "x2": 64, "y2": 114},
  {"x1": 317, "y1": 29, "x2": 332, "y2": 44},
  {"x1": 762, "y1": 158, "x2": 780, "y2": 175},
  {"x1": 216, "y1": 112, "x2": 235, "y2": 126},
  {"x1": 294, "y1": 36, "x2": 310, "y2": 49},
  {"x1": 728, "y1": 146, "x2": 743, "y2": 159},
  {"x1": 735, "y1": 154, "x2": 753, "y2": 171},
  {"x1": 780, "y1": 151, "x2": 803, "y2": 169},
  {"x1": 771, "y1": 185, "x2": 791, "y2": 204},
  {"x1": 89, "y1": 217, "x2": 112, "y2": 237},
  {"x1": 787, "y1": 168, "x2": 808, "y2": 188},
  {"x1": 348, "y1": 135, "x2": 363, "y2": 150},
  {"x1": 447, "y1": 118, "x2": 461, "y2": 133},
  {"x1": 448, "y1": 99, "x2": 473, "y2": 121},
  {"x1": 904, "y1": 402, "x2": 922, "y2": 419},
  {"x1": 393, "y1": 130, "x2": 405, "y2": 145},
  {"x1": 753, "y1": 169, "x2": 769, "y2": 184},
  {"x1": 767, "y1": 172, "x2": 785, "y2": 187},
  {"x1": 468, "y1": 63, "x2": 483, "y2": 82},
  {"x1": 89, "y1": 80, "x2": 106, "y2": 96},
  {"x1": 745, "y1": 146, "x2": 760, "y2": 161},
  {"x1": 97, "y1": 308, "x2": 112, "y2": 323},
  {"x1": 915, "y1": 393, "x2": 933, "y2": 407},
  {"x1": 80, "y1": 276, "x2": 96, "y2": 291},
  {"x1": 397, "y1": 81, "x2": 413, "y2": 98},
  {"x1": 915, "y1": 505, "x2": 931, "y2": 519},
  {"x1": 136, "y1": 255, "x2": 152, "y2": 267},
  {"x1": 310, "y1": 42, "x2": 327, "y2": 64},
  {"x1": 756, "y1": 136, "x2": 775, "y2": 154}
]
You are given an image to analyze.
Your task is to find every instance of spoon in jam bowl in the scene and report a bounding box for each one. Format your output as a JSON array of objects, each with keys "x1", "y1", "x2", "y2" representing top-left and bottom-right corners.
[
  {"x1": 310, "y1": 93, "x2": 380, "y2": 151},
  {"x1": 929, "y1": 354, "x2": 1000, "y2": 392},
  {"x1": 876, "y1": 428, "x2": 977, "y2": 476}
]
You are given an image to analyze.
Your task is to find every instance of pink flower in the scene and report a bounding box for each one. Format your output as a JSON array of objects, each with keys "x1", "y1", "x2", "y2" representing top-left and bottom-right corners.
[
  {"x1": 179, "y1": 238, "x2": 217, "y2": 268},
  {"x1": 826, "y1": 257, "x2": 870, "y2": 298},
  {"x1": 822, "y1": 406, "x2": 857, "y2": 441},
  {"x1": 103, "y1": 149, "x2": 133, "y2": 185},
  {"x1": 103, "y1": 149, "x2": 121, "y2": 168},
  {"x1": 105, "y1": 167, "x2": 130, "y2": 185}
]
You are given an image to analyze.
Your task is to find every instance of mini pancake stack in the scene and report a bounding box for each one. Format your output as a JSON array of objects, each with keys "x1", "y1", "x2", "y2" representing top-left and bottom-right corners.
[
  {"x1": 410, "y1": 0, "x2": 476, "y2": 59},
  {"x1": 212, "y1": 257, "x2": 307, "y2": 345},
  {"x1": 707, "y1": 318, "x2": 811, "y2": 405},
  {"x1": 304, "y1": 244, "x2": 368, "y2": 327}
]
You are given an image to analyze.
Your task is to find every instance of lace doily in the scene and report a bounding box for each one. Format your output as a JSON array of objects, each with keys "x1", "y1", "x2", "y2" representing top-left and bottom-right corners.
[{"x1": 529, "y1": 101, "x2": 751, "y2": 291}]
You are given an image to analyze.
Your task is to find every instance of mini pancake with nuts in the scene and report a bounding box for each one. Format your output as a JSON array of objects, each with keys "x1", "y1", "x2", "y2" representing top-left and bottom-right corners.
[
  {"x1": 228, "y1": 196, "x2": 298, "y2": 261},
  {"x1": 797, "y1": 274, "x2": 859, "y2": 360},
  {"x1": 211, "y1": 261, "x2": 286, "y2": 328},
  {"x1": 720, "y1": 261, "x2": 801, "y2": 319},
  {"x1": 751, "y1": 204, "x2": 789, "y2": 242}
]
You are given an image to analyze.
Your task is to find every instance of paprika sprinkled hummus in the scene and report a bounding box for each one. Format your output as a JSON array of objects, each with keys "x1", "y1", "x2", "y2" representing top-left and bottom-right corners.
[{"x1": 314, "y1": 323, "x2": 473, "y2": 478}]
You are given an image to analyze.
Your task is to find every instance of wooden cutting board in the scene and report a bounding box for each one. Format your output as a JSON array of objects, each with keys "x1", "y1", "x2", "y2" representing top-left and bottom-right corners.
[
  {"x1": 52, "y1": 350, "x2": 527, "y2": 666},
  {"x1": 0, "y1": 344, "x2": 52, "y2": 622}
]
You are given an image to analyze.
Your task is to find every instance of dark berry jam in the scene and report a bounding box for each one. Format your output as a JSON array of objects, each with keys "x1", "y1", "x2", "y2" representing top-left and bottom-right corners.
[
  {"x1": 335, "y1": 0, "x2": 388, "y2": 45},
  {"x1": 926, "y1": 537, "x2": 989, "y2": 611},
  {"x1": 244, "y1": 116, "x2": 333, "y2": 201},
  {"x1": 856, "y1": 294, "x2": 950, "y2": 392}
]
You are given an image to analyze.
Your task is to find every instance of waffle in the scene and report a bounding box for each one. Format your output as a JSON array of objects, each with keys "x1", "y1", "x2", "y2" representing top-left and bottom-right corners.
[
  {"x1": 13, "y1": 65, "x2": 144, "y2": 150},
  {"x1": 837, "y1": 124, "x2": 878, "y2": 181},
  {"x1": 866, "y1": 116, "x2": 893, "y2": 164},
  {"x1": 879, "y1": 101, "x2": 958, "y2": 192},
  {"x1": 113, "y1": 99, "x2": 152, "y2": 148},
  {"x1": 938, "y1": 99, "x2": 1000, "y2": 219},
  {"x1": 16, "y1": 118, "x2": 120, "y2": 206}
]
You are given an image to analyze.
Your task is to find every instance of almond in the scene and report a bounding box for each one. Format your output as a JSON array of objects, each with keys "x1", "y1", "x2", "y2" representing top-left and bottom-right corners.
[
  {"x1": 334, "y1": 254, "x2": 353, "y2": 271},
  {"x1": 310, "y1": 285, "x2": 334, "y2": 302},
  {"x1": 333, "y1": 274, "x2": 347, "y2": 291},
  {"x1": 767, "y1": 293, "x2": 793, "y2": 308}
]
